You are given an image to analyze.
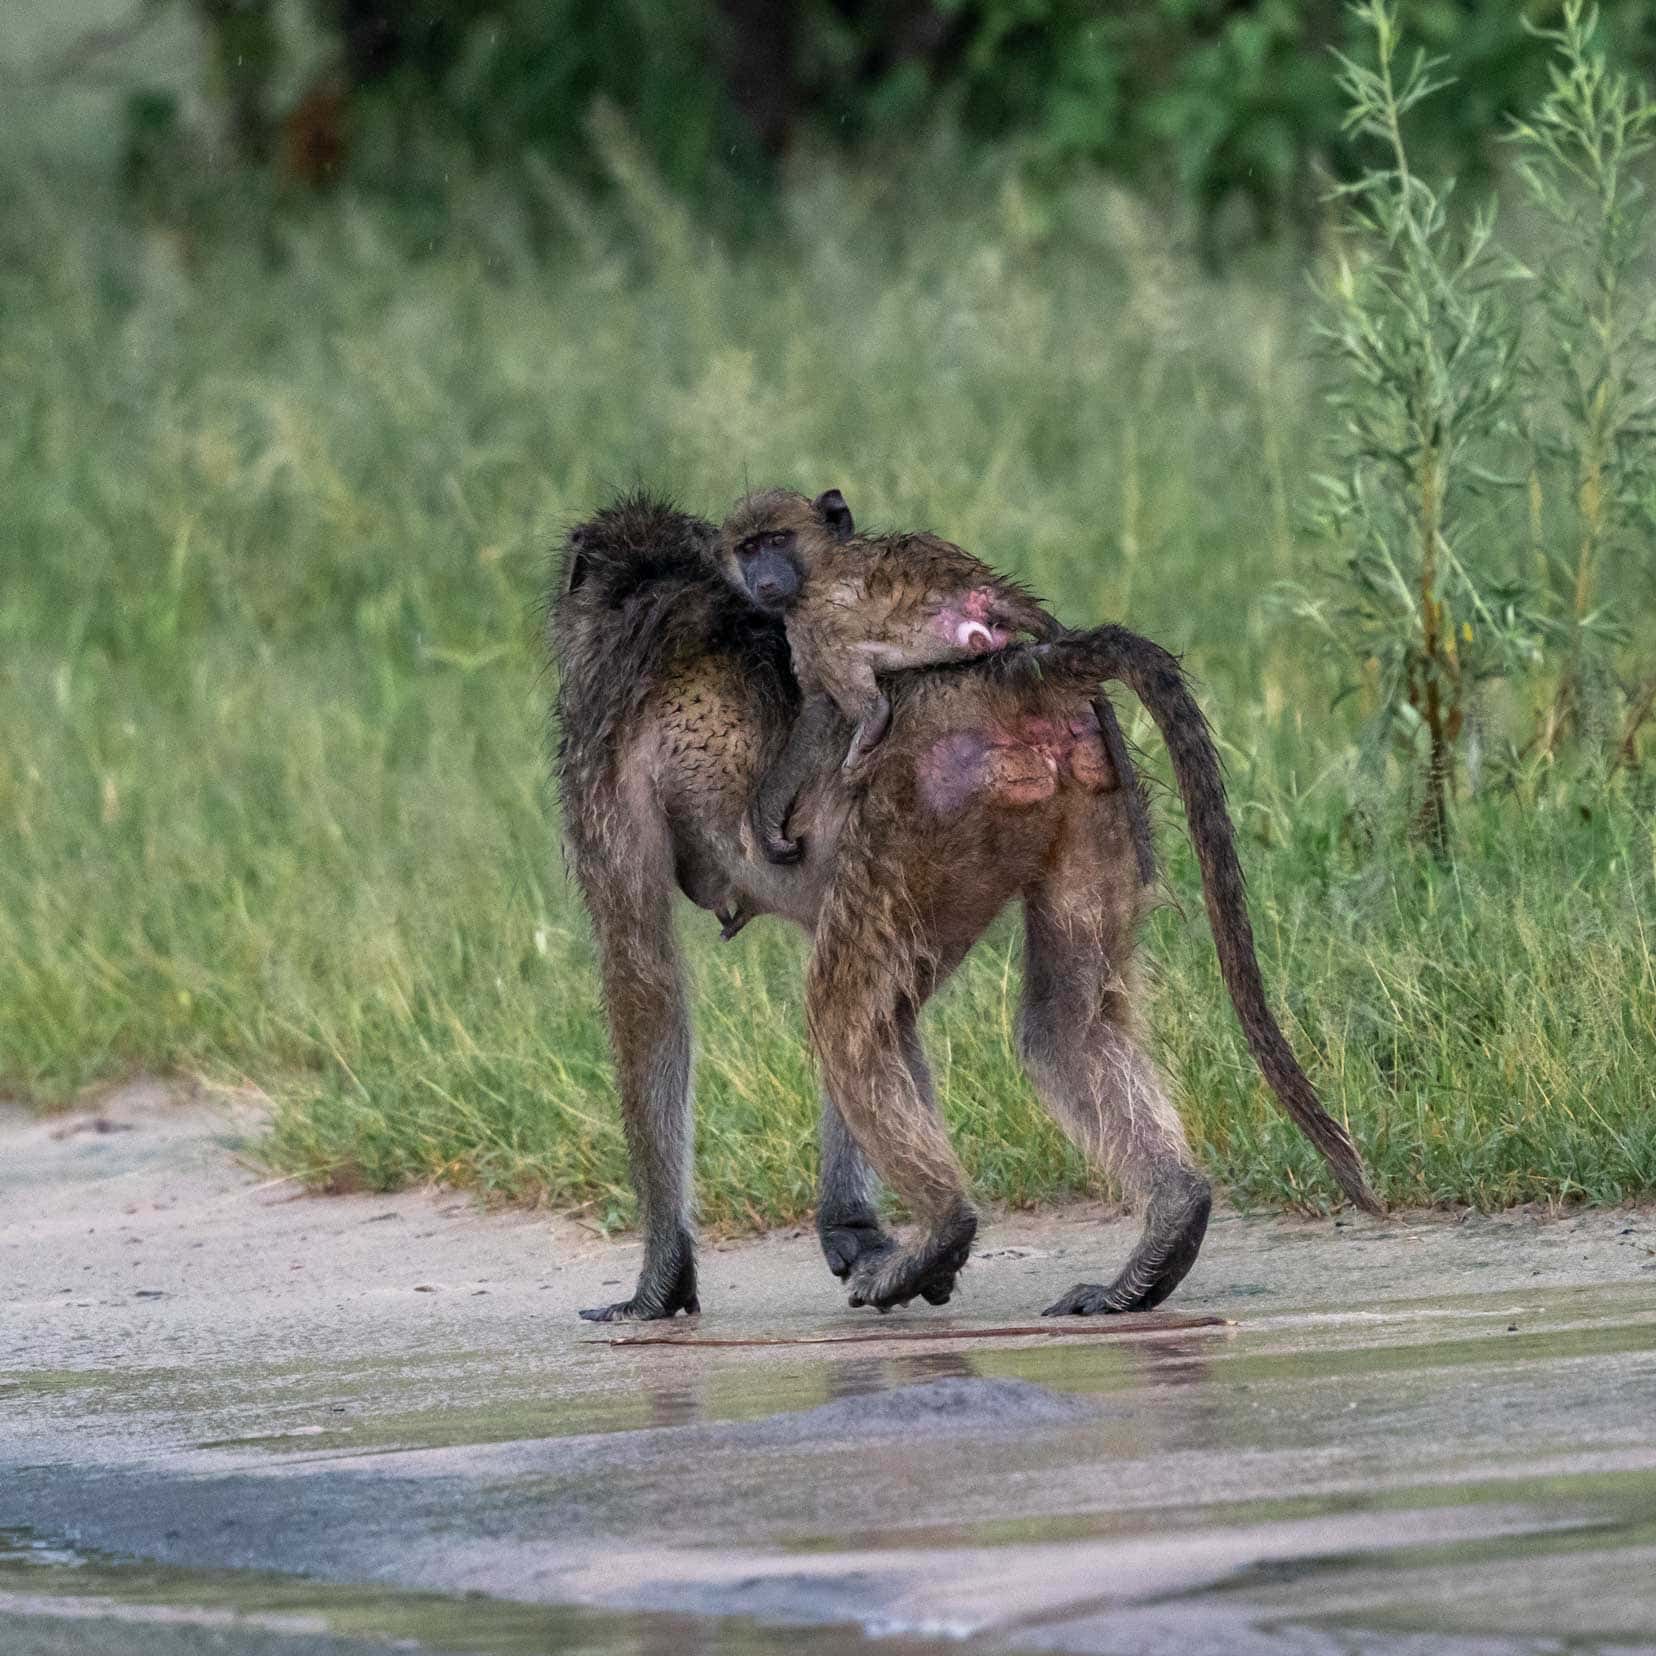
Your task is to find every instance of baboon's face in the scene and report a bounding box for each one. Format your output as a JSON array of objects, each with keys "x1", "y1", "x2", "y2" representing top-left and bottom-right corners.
[
  {"x1": 716, "y1": 488, "x2": 854, "y2": 614},
  {"x1": 730, "y1": 518, "x2": 805, "y2": 613}
]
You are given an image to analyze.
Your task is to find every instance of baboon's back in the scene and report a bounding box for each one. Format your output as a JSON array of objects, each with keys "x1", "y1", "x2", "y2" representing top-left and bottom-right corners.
[{"x1": 550, "y1": 492, "x2": 792, "y2": 826}]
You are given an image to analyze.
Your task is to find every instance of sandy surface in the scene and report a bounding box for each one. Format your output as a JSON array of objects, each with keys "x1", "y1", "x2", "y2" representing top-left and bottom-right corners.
[
  {"x1": 3, "y1": 1081, "x2": 1655, "y2": 1655},
  {"x1": 5, "y1": 1079, "x2": 1651, "y2": 1352}
]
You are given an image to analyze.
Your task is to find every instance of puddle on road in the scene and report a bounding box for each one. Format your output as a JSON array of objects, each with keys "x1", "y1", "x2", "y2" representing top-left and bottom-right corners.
[
  {"x1": 11, "y1": 1283, "x2": 1656, "y2": 1652},
  {"x1": 176, "y1": 1338, "x2": 1209, "y2": 1458},
  {"x1": 11, "y1": 1279, "x2": 1653, "y2": 1466},
  {"x1": 786, "y1": 1460, "x2": 1656, "y2": 1556},
  {"x1": 8, "y1": 1510, "x2": 1654, "y2": 1656},
  {"x1": 1178, "y1": 1509, "x2": 1656, "y2": 1647},
  {"x1": 192, "y1": 1309, "x2": 1656, "y2": 1461},
  {"x1": 0, "y1": 1530, "x2": 952, "y2": 1656},
  {"x1": 9, "y1": 1304, "x2": 1642, "y2": 1463}
]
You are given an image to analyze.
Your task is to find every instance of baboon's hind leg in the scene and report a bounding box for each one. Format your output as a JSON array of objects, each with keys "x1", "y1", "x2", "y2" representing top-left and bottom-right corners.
[
  {"x1": 808, "y1": 918, "x2": 977, "y2": 1312},
  {"x1": 1020, "y1": 830, "x2": 1212, "y2": 1315},
  {"x1": 817, "y1": 1095, "x2": 896, "y2": 1282}
]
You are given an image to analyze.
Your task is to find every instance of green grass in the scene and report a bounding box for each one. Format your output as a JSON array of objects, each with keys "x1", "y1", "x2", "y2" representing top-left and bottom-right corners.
[{"x1": 2, "y1": 152, "x2": 1654, "y2": 1225}]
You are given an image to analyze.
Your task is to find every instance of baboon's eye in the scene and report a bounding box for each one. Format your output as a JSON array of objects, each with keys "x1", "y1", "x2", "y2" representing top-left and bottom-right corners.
[
  {"x1": 766, "y1": 531, "x2": 791, "y2": 550},
  {"x1": 737, "y1": 537, "x2": 758, "y2": 558}
]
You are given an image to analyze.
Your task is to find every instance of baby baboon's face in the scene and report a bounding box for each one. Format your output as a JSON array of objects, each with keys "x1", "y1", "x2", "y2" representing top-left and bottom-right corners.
[{"x1": 715, "y1": 488, "x2": 854, "y2": 614}]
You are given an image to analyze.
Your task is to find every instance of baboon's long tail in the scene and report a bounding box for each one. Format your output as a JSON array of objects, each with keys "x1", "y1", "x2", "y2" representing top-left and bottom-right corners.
[{"x1": 1030, "y1": 625, "x2": 1385, "y2": 1217}]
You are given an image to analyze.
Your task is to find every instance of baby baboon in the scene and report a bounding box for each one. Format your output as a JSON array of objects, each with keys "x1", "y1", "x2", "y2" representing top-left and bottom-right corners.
[
  {"x1": 552, "y1": 491, "x2": 1381, "y2": 1325},
  {"x1": 711, "y1": 487, "x2": 1059, "y2": 862}
]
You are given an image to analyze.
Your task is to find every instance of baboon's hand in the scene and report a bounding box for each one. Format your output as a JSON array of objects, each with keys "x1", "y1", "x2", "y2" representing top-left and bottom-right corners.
[
  {"x1": 760, "y1": 829, "x2": 803, "y2": 864},
  {"x1": 716, "y1": 903, "x2": 753, "y2": 941},
  {"x1": 848, "y1": 1247, "x2": 963, "y2": 1311},
  {"x1": 842, "y1": 696, "x2": 892, "y2": 772},
  {"x1": 578, "y1": 1233, "x2": 700, "y2": 1322}
]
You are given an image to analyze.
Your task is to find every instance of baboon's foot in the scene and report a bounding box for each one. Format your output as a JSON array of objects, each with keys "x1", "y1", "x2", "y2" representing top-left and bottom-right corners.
[
  {"x1": 578, "y1": 1231, "x2": 700, "y2": 1322},
  {"x1": 847, "y1": 1206, "x2": 977, "y2": 1311},
  {"x1": 1042, "y1": 1166, "x2": 1211, "y2": 1317},
  {"x1": 818, "y1": 1208, "x2": 896, "y2": 1281},
  {"x1": 841, "y1": 696, "x2": 892, "y2": 772}
]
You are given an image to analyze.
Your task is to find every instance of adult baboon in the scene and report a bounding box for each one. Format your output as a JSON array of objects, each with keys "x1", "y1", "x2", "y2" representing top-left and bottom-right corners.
[{"x1": 552, "y1": 490, "x2": 1379, "y2": 1323}]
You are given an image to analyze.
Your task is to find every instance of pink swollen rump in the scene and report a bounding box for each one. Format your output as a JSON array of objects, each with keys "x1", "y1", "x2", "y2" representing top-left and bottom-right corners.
[{"x1": 916, "y1": 708, "x2": 1117, "y2": 819}]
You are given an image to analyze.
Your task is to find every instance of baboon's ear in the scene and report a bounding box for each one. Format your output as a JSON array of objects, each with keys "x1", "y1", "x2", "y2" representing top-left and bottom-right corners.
[
  {"x1": 813, "y1": 488, "x2": 854, "y2": 542},
  {"x1": 564, "y1": 525, "x2": 589, "y2": 592}
]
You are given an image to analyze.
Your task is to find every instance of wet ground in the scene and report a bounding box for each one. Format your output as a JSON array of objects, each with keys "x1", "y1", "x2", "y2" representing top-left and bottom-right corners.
[{"x1": 3, "y1": 1084, "x2": 1656, "y2": 1654}]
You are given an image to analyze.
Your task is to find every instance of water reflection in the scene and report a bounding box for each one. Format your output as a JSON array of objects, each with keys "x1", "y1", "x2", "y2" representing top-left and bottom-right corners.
[
  {"x1": 632, "y1": 1609, "x2": 715, "y2": 1656},
  {"x1": 641, "y1": 1372, "x2": 708, "y2": 1429},
  {"x1": 822, "y1": 1349, "x2": 983, "y2": 1404},
  {"x1": 629, "y1": 1329, "x2": 1220, "y2": 1440},
  {"x1": 1127, "y1": 1335, "x2": 1216, "y2": 1389}
]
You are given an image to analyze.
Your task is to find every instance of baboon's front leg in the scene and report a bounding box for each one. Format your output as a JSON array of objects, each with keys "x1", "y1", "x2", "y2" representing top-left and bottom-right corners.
[
  {"x1": 575, "y1": 841, "x2": 700, "y2": 1323},
  {"x1": 750, "y1": 693, "x2": 843, "y2": 864}
]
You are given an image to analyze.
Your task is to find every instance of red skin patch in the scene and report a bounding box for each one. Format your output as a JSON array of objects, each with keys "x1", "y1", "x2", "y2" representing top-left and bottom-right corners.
[
  {"x1": 917, "y1": 708, "x2": 1117, "y2": 818},
  {"x1": 930, "y1": 588, "x2": 1014, "y2": 656}
]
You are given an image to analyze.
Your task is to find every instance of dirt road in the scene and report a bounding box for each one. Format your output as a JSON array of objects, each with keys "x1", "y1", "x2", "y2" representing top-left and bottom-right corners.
[{"x1": 3, "y1": 1083, "x2": 1655, "y2": 1654}]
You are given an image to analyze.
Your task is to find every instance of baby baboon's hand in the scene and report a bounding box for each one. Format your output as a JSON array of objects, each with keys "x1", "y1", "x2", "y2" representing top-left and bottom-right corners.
[
  {"x1": 716, "y1": 902, "x2": 753, "y2": 941},
  {"x1": 761, "y1": 830, "x2": 804, "y2": 864}
]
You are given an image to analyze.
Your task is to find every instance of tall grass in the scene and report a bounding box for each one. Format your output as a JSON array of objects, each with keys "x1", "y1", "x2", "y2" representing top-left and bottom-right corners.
[{"x1": 2, "y1": 131, "x2": 1653, "y2": 1221}]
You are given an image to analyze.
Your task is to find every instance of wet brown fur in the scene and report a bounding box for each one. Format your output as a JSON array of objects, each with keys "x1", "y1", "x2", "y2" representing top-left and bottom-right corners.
[{"x1": 551, "y1": 492, "x2": 1379, "y2": 1323}]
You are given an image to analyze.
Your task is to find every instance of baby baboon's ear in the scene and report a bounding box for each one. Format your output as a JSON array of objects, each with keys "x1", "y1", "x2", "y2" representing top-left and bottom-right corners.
[{"x1": 813, "y1": 488, "x2": 854, "y2": 542}]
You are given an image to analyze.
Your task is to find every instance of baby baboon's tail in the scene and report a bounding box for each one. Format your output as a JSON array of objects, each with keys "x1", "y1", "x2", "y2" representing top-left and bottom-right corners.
[{"x1": 1031, "y1": 624, "x2": 1385, "y2": 1217}]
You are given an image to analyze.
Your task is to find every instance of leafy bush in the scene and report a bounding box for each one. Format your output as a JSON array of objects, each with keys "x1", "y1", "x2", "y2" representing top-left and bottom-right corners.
[
  {"x1": 33, "y1": 1, "x2": 1656, "y2": 251},
  {"x1": 1296, "y1": 0, "x2": 1656, "y2": 851},
  {"x1": 1511, "y1": 0, "x2": 1656, "y2": 764},
  {"x1": 1299, "y1": 0, "x2": 1529, "y2": 854}
]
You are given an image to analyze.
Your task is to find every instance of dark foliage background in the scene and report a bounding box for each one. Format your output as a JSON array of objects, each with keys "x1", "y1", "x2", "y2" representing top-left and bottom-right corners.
[{"x1": 32, "y1": 1, "x2": 1656, "y2": 256}]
